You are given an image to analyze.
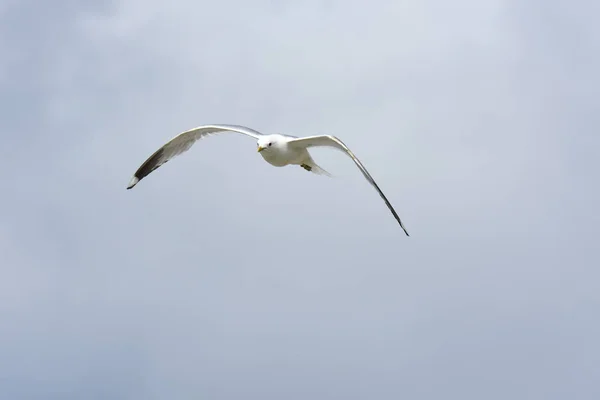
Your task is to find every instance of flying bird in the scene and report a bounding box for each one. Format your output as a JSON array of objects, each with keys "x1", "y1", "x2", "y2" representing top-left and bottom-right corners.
[{"x1": 126, "y1": 124, "x2": 409, "y2": 236}]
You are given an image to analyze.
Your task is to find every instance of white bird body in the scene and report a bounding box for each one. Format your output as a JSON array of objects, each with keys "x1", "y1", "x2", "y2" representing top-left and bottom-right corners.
[
  {"x1": 256, "y1": 134, "x2": 305, "y2": 167},
  {"x1": 127, "y1": 124, "x2": 409, "y2": 235}
]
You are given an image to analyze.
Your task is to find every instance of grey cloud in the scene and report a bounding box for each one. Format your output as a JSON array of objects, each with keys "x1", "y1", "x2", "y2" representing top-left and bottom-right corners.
[{"x1": 1, "y1": 0, "x2": 598, "y2": 399}]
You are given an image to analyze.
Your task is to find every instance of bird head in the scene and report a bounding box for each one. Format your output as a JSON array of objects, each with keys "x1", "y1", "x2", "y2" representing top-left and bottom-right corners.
[{"x1": 257, "y1": 136, "x2": 278, "y2": 152}]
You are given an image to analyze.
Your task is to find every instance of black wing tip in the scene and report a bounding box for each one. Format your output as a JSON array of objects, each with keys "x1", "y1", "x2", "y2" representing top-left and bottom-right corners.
[
  {"x1": 126, "y1": 148, "x2": 165, "y2": 190},
  {"x1": 398, "y1": 220, "x2": 409, "y2": 236},
  {"x1": 126, "y1": 176, "x2": 140, "y2": 190}
]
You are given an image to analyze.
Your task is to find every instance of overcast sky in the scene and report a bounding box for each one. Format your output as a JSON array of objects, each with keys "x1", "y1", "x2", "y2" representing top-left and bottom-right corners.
[{"x1": 1, "y1": 0, "x2": 598, "y2": 399}]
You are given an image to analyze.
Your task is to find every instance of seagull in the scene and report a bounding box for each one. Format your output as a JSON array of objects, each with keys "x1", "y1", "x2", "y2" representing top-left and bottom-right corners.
[{"x1": 126, "y1": 124, "x2": 409, "y2": 236}]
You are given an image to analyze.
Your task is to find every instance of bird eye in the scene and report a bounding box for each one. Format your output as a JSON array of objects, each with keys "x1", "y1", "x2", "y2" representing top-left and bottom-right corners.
[{"x1": 268, "y1": 143, "x2": 272, "y2": 146}]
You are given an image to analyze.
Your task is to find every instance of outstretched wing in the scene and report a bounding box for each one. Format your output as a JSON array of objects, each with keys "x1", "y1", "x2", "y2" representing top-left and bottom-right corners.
[
  {"x1": 288, "y1": 135, "x2": 409, "y2": 236},
  {"x1": 127, "y1": 124, "x2": 264, "y2": 189}
]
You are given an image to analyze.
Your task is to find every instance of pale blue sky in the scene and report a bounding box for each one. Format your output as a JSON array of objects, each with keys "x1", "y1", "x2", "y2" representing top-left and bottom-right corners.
[{"x1": 1, "y1": 0, "x2": 598, "y2": 399}]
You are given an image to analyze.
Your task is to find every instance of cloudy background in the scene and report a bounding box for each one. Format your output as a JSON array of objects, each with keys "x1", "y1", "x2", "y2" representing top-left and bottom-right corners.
[{"x1": 1, "y1": 0, "x2": 599, "y2": 398}]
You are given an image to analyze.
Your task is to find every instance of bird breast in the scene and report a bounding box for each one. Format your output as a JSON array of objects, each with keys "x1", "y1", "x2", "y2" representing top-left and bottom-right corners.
[{"x1": 259, "y1": 145, "x2": 304, "y2": 167}]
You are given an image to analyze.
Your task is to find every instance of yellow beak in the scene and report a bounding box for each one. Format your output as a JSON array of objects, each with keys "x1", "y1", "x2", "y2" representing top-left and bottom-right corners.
[{"x1": 257, "y1": 146, "x2": 265, "y2": 152}]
